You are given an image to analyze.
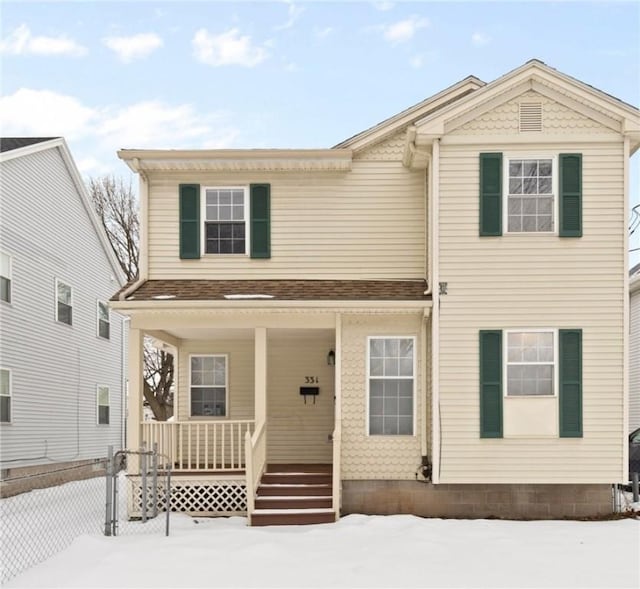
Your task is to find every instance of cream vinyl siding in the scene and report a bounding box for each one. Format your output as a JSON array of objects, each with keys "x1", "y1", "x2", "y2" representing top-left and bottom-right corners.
[
  {"x1": 630, "y1": 285, "x2": 640, "y2": 431},
  {"x1": 341, "y1": 313, "x2": 424, "y2": 480},
  {"x1": 176, "y1": 332, "x2": 335, "y2": 464},
  {"x1": 146, "y1": 161, "x2": 425, "y2": 280},
  {"x1": 177, "y1": 339, "x2": 254, "y2": 422},
  {"x1": 438, "y1": 140, "x2": 625, "y2": 484}
]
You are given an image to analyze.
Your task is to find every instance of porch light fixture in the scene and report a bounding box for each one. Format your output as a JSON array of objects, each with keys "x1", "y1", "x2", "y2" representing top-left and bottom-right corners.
[{"x1": 327, "y1": 350, "x2": 335, "y2": 366}]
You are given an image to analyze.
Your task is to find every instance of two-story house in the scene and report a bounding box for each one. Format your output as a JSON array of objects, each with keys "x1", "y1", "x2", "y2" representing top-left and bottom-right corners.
[
  {"x1": 0, "y1": 137, "x2": 126, "y2": 495},
  {"x1": 112, "y1": 60, "x2": 640, "y2": 524}
]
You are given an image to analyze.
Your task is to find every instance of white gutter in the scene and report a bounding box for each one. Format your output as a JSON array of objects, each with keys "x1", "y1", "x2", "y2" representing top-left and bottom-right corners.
[
  {"x1": 431, "y1": 138, "x2": 441, "y2": 484},
  {"x1": 111, "y1": 299, "x2": 433, "y2": 311}
]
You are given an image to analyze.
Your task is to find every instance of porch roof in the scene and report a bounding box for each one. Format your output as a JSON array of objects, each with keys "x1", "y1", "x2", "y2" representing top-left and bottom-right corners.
[{"x1": 112, "y1": 279, "x2": 431, "y2": 303}]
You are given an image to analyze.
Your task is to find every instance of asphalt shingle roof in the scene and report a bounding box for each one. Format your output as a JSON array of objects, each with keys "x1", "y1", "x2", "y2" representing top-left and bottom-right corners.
[
  {"x1": 0, "y1": 137, "x2": 59, "y2": 153},
  {"x1": 112, "y1": 279, "x2": 431, "y2": 302}
]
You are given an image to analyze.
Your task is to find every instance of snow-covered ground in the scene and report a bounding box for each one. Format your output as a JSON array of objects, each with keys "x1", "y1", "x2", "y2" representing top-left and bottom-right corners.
[{"x1": 6, "y1": 513, "x2": 639, "y2": 588}]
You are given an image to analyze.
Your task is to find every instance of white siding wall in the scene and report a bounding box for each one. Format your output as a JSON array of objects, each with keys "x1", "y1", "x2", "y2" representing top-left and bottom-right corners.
[
  {"x1": 146, "y1": 161, "x2": 425, "y2": 280},
  {"x1": 630, "y1": 284, "x2": 640, "y2": 431},
  {"x1": 437, "y1": 138, "x2": 626, "y2": 483},
  {"x1": 0, "y1": 147, "x2": 125, "y2": 468}
]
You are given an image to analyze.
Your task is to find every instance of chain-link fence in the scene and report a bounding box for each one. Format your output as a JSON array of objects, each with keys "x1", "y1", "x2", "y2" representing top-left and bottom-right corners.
[{"x1": 0, "y1": 453, "x2": 167, "y2": 585}]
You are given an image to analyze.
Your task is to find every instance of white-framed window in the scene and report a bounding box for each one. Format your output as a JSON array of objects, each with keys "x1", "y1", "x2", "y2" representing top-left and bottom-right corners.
[
  {"x1": 190, "y1": 355, "x2": 228, "y2": 417},
  {"x1": 505, "y1": 157, "x2": 557, "y2": 233},
  {"x1": 505, "y1": 330, "x2": 557, "y2": 397},
  {"x1": 1, "y1": 252, "x2": 11, "y2": 303},
  {"x1": 97, "y1": 301, "x2": 110, "y2": 339},
  {"x1": 202, "y1": 187, "x2": 248, "y2": 255},
  {"x1": 97, "y1": 386, "x2": 110, "y2": 425},
  {"x1": 367, "y1": 336, "x2": 415, "y2": 436},
  {"x1": 55, "y1": 279, "x2": 73, "y2": 325},
  {"x1": 0, "y1": 368, "x2": 11, "y2": 423}
]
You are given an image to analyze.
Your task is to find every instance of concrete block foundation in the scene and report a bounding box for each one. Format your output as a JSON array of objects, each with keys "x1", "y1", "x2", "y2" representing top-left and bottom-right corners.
[{"x1": 341, "y1": 480, "x2": 614, "y2": 519}]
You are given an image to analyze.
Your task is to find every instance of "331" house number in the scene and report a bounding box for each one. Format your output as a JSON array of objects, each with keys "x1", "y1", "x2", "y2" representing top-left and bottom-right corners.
[{"x1": 304, "y1": 376, "x2": 318, "y2": 383}]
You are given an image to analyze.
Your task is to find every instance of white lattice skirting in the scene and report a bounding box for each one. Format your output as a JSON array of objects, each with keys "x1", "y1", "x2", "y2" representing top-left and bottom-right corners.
[{"x1": 127, "y1": 475, "x2": 247, "y2": 518}]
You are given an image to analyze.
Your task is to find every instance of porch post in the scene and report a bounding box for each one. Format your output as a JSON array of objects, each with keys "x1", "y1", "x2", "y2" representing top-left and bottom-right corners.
[
  {"x1": 254, "y1": 327, "x2": 267, "y2": 426},
  {"x1": 128, "y1": 327, "x2": 145, "y2": 474}
]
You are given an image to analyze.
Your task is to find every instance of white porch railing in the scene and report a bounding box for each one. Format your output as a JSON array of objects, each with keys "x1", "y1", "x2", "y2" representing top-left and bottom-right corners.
[
  {"x1": 244, "y1": 421, "x2": 267, "y2": 523},
  {"x1": 141, "y1": 420, "x2": 254, "y2": 471},
  {"x1": 331, "y1": 426, "x2": 341, "y2": 518}
]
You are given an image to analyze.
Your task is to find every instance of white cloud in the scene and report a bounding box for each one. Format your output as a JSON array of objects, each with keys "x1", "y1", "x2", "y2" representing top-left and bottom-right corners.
[
  {"x1": 0, "y1": 87, "x2": 239, "y2": 154},
  {"x1": 192, "y1": 28, "x2": 269, "y2": 67},
  {"x1": 275, "y1": 2, "x2": 304, "y2": 31},
  {"x1": 103, "y1": 33, "x2": 163, "y2": 63},
  {"x1": 315, "y1": 26, "x2": 334, "y2": 39},
  {"x1": 0, "y1": 24, "x2": 87, "y2": 57},
  {"x1": 0, "y1": 88, "x2": 96, "y2": 139},
  {"x1": 373, "y1": 1, "x2": 395, "y2": 11},
  {"x1": 382, "y1": 16, "x2": 429, "y2": 45},
  {"x1": 471, "y1": 32, "x2": 491, "y2": 47}
]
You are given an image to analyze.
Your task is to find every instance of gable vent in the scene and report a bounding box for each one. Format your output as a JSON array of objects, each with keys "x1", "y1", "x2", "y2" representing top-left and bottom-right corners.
[{"x1": 519, "y1": 102, "x2": 543, "y2": 132}]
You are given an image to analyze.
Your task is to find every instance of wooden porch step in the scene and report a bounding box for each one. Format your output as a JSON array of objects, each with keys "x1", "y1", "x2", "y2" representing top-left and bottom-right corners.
[
  {"x1": 255, "y1": 496, "x2": 332, "y2": 510},
  {"x1": 260, "y1": 472, "x2": 332, "y2": 485},
  {"x1": 257, "y1": 483, "x2": 332, "y2": 496},
  {"x1": 251, "y1": 508, "x2": 336, "y2": 526},
  {"x1": 267, "y1": 463, "x2": 332, "y2": 473}
]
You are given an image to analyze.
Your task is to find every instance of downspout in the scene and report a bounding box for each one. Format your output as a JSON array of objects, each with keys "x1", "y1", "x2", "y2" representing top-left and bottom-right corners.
[
  {"x1": 119, "y1": 160, "x2": 148, "y2": 300},
  {"x1": 431, "y1": 137, "x2": 441, "y2": 484},
  {"x1": 406, "y1": 124, "x2": 434, "y2": 467},
  {"x1": 623, "y1": 137, "x2": 630, "y2": 483}
]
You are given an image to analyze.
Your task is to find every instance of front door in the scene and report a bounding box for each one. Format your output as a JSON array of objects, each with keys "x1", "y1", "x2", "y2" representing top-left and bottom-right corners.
[{"x1": 266, "y1": 331, "x2": 335, "y2": 464}]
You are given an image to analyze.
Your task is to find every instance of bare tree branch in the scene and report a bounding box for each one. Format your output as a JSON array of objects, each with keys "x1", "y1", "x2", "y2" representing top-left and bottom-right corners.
[{"x1": 89, "y1": 174, "x2": 174, "y2": 420}]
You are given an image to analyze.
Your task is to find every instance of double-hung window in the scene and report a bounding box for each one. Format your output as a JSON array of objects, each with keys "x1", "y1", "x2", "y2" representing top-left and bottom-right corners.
[
  {"x1": 203, "y1": 188, "x2": 247, "y2": 254},
  {"x1": 97, "y1": 386, "x2": 110, "y2": 425},
  {"x1": 190, "y1": 355, "x2": 227, "y2": 416},
  {"x1": 0, "y1": 368, "x2": 11, "y2": 423},
  {"x1": 368, "y1": 337, "x2": 414, "y2": 435},
  {"x1": 507, "y1": 158, "x2": 554, "y2": 233},
  {"x1": 55, "y1": 279, "x2": 73, "y2": 325},
  {"x1": 1, "y1": 252, "x2": 11, "y2": 303},
  {"x1": 97, "y1": 301, "x2": 110, "y2": 339},
  {"x1": 505, "y1": 330, "x2": 555, "y2": 397}
]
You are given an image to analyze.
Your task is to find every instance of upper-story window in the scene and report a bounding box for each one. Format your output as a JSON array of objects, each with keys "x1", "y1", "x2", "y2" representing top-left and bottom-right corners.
[
  {"x1": 1, "y1": 252, "x2": 11, "y2": 303},
  {"x1": 55, "y1": 279, "x2": 73, "y2": 325},
  {"x1": 203, "y1": 187, "x2": 247, "y2": 255},
  {"x1": 97, "y1": 301, "x2": 110, "y2": 339},
  {"x1": 506, "y1": 158, "x2": 555, "y2": 233}
]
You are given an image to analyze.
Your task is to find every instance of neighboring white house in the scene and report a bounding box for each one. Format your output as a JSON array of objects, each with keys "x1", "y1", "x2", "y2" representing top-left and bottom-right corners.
[
  {"x1": 0, "y1": 138, "x2": 126, "y2": 488},
  {"x1": 631, "y1": 262, "x2": 640, "y2": 432}
]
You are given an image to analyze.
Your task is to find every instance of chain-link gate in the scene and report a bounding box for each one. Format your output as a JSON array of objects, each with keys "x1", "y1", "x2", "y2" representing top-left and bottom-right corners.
[{"x1": 104, "y1": 444, "x2": 172, "y2": 537}]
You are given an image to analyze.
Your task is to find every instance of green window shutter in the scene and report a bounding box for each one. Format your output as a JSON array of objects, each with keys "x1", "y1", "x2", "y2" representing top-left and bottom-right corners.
[
  {"x1": 479, "y1": 153, "x2": 502, "y2": 236},
  {"x1": 479, "y1": 330, "x2": 503, "y2": 438},
  {"x1": 559, "y1": 329, "x2": 583, "y2": 438},
  {"x1": 179, "y1": 184, "x2": 200, "y2": 259},
  {"x1": 250, "y1": 184, "x2": 271, "y2": 259},
  {"x1": 559, "y1": 154, "x2": 582, "y2": 237}
]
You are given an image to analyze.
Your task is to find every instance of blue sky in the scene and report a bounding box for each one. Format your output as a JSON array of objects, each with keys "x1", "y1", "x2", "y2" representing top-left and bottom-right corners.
[{"x1": 1, "y1": 0, "x2": 639, "y2": 260}]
